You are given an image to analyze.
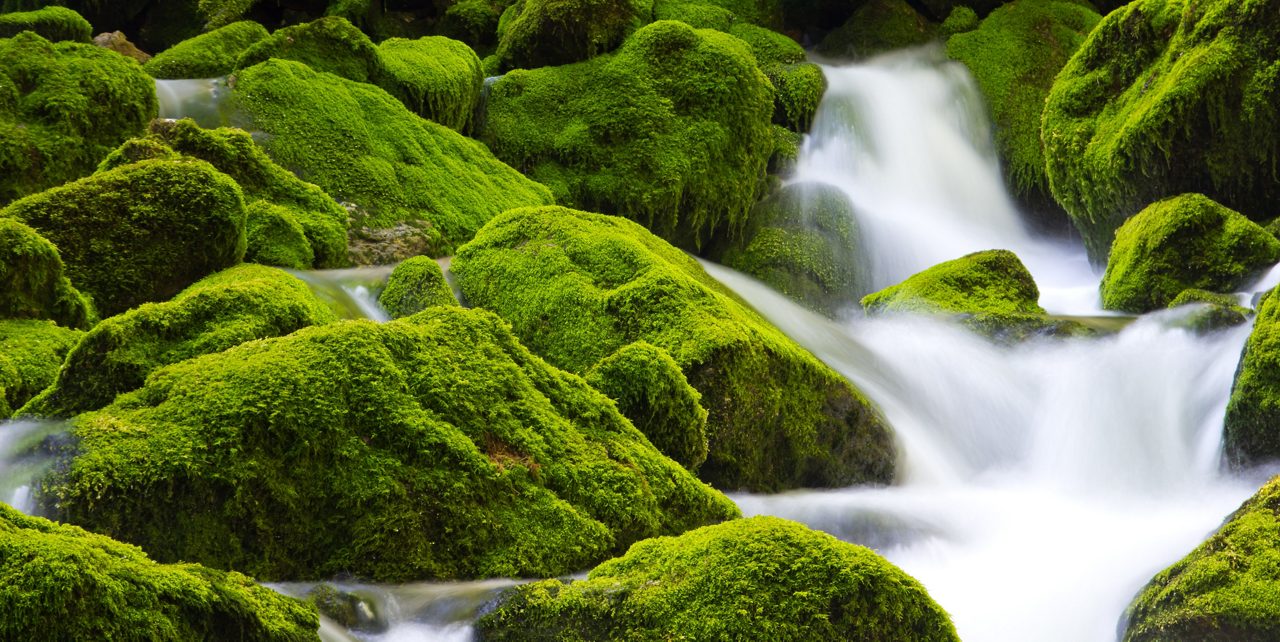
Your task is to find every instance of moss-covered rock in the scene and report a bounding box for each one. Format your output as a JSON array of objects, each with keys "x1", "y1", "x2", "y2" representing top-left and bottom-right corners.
[
  {"x1": 143, "y1": 20, "x2": 268, "y2": 79},
  {"x1": 1042, "y1": 0, "x2": 1280, "y2": 260},
  {"x1": 815, "y1": 0, "x2": 937, "y2": 59},
  {"x1": 0, "y1": 6, "x2": 91, "y2": 42},
  {"x1": 1224, "y1": 286, "x2": 1280, "y2": 467},
  {"x1": 729, "y1": 23, "x2": 825, "y2": 132},
  {"x1": 651, "y1": 0, "x2": 735, "y2": 30},
  {"x1": 1100, "y1": 194, "x2": 1280, "y2": 313},
  {"x1": 377, "y1": 36, "x2": 484, "y2": 132},
  {"x1": 940, "y1": 5, "x2": 980, "y2": 35},
  {"x1": 452, "y1": 205, "x2": 895, "y2": 491},
  {"x1": 41, "y1": 307, "x2": 738, "y2": 581},
  {"x1": 0, "y1": 32, "x2": 156, "y2": 205},
  {"x1": 378, "y1": 256, "x2": 457, "y2": 318},
  {"x1": 0, "y1": 218, "x2": 94, "y2": 329},
  {"x1": 585, "y1": 342, "x2": 708, "y2": 471},
  {"x1": 0, "y1": 502, "x2": 319, "y2": 641},
  {"x1": 236, "y1": 16, "x2": 383, "y2": 84},
  {"x1": 93, "y1": 30, "x2": 151, "y2": 63},
  {"x1": 1166, "y1": 288, "x2": 1251, "y2": 334},
  {"x1": 482, "y1": 20, "x2": 774, "y2": 249},
  {"x1": 495, "y1": 0, "x2": 649, "y2": 70},
  {"x1": 477, "y1": 516, "x2": 960, "y2": 641},
  {"x1": 440, "y1": 0, "x2": 504, "y2": 49},
  {"x1": 1122, "y1": 476, "x2": 1280, "y2": 641},
  {"x1": 0, "y1": 320, "x2": 81, "y2": 418},
  {"x1": 245, "y1": 201, "x2": 314, "y2": 269},
  {"x1": 230, "y1": 58, "x2": 552, "y2": 259}
]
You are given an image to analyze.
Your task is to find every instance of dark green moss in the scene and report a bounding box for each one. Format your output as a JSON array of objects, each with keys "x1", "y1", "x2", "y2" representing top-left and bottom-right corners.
[
  {"x1": 0, "y1": 218, "x2": 94, "y2": 329},
  {"x1": 0, "y1": 502, "x2": 319, "y2": 641},
  {"x1": 452, "y1": 205, "x2": 895, "y2": 492},
  {"x1": 378, "y1": 36, "x2": 484, "y2": 132},
  {"x1": 1, "y1": 158, "x2": 246, "y2": 317},
  {"x1": 378, "y1": 256, "x2": 458, "y2": 319},
  {"x1": 1042, "y1": 0, "x2": 1280, "y2": 260},
  {"x1": 42, "y1": 307, "x2": 738, "y2": 581},
  {"x1": 482, "y1": 21, "x2": 775, "y2": 249},
  {"x1": 815, "y1": 0, "x2": 937, "y2": 59},
  {"x1": 940, "y1": 6, "x2": 979, "y2": 35},
  {"x1": 1122, "y1": 476, "x2": 1280, "y2": 641},
  {"x1": 729, "y1": 23, "x2": 825, "y2": 132},
  {"x1": 143, "y1": 20, "x2": 269, "y2": 79},
  {"x1": 1166, "y1": 288, "x2": 1251, "y2": 334},
  {"x1": 1224, "y1": 286, "x2": 1280, "y2": 467},
  {"x1": 0, "y1": 320, "x2": 81, "y2": 418},
  {"x1": 0, "y1": 6, "x2": 90, "y2": 42},
  {"x1": 440, "y1": 0, "x2": 504, "y2": 49},
  {"x1": 495, "y1": 0, "x2": 649, "y2": 69},
  {"x1": 1100, "y1": 194, "x2": 1280, "y2": 313},
  {"x1": 477, "y1": 516, "x2": 960, "y2": 641},
  {"x1": 0, "y1": 32, "x2": 157, "y2": 205}
]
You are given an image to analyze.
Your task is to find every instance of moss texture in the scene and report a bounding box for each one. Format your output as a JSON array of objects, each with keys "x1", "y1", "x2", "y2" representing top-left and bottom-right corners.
[
  {"x1": 495, "y1": 0, "x2": 649, "y2": 70},
  {"x1": 729, "y1": 23, "x2": 825, "y2": 133},
  {"x1": 1, "y1": 158, "x2": 246, "y2": 317},
  {"x1": 0, "y1": 320, "x2": 81, "y2": 418},
  {"x1": 452, "y1": 206, "x2": 895, "y2": 492},
  {"x1": 481, "y1": 20, "x2": 775, "y2": 250},
  {"x1": 815, "y1": 0, "x2": 936, "y2": 59},
  {"x1": 143, "y1": 20, "x2": 269, "y2": 79},
  {"x1": 0, "y1": 218, "x2": 94, "y2": 329},
  {"x1": 377, "y1": 36, "x2": 484, "y2": 132},
  {"x1": 0, "y1": 502, "x2": 319, "y2": 641},
  {"x1": 42, "y1": 307, "x2": 739, "y2": 582},
  {"x1": 1122, "y1": 476, "x2": 1280, "y2": 641},
  {"x1": 0, "y1": 32, "x2": 156, "y2": 205},
  {"x1": 1100, "y1": 194, "x2": 1280, "y2": 313},
  {"x1": 378, "y1": 256, "x2": 458, "y2": 319},
  {"x1": 1224, "y1": 287, "x2": 1280, "y2": 467},
  {"x1": 477, "y1": 516, "x2": 960, "y2": 641},
  {"x1": 651, "y1": 0, "x2": 735, "y2": 30},
  {"x1": 0, "y1": 6, "x2": 91, "y2": 42},
  {"x1": 1166, "y1": 288, "x2": 1251, "y2": 334},
  {"x1": 244, "y1": 201, "x2": 314, "y2": 269},
  {"x1": 21, "y1": 264, "x2": 337, "y2": 419},
  {"x1": 236, "y1": 16, "x2": 383, "y2": 85},
  {"x1": 1042, "y1": 0, "x2": 1280, "y2": 261},
  {"x1": 231, "y1": 58, "x2": 552, "y2": 259}
]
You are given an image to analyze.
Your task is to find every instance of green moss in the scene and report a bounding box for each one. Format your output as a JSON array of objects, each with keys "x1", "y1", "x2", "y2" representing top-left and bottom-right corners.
[
  {"x1": 482, "y1": 21, "x2": 775, "y2": 249},
  {"x1": 1122, "y1": 476, "x2": 1280, "y2": 641},
  {"x1": 0, "y1": 159, "x2": 247, "y2": 317},
  {"x1": 0, "y1": 6, "x2": 91, "y2": 42},
  {"x1": 0, "y1": 32, "x2": 157, "y2": 205},
  {"x1": 815, "y1": 0, "x2": 937, "y2": 59},
  {"x1": 452, "y1": 205, "x2": 895, "y2": 491},
  {"x1": 0, "y1": 218, "x2": 94, "y2": 329},
  {"x1": 1224, "y1": 286, "x2": 1280, "y2": 467},
  {"x1": 495, "y1": 0, "x2": 650, "y2": 70},
  {"x1": 0, "y1": 320, "x2": 81, "y2": 418},
  {"x1": 1042, "y1": 0, "x2": 1280, "y2": 260},
  {"x1": 477, "y1": 516, "x2": 960, "y2": 641},
  {"x1": 143, "y1": 20, "x2": 269, "y2": 79},
  {"x1": 651, "y1": 0, "x2": 735, "y2": 30},
  {"x1": 378, "y1": 36, "x2": 484, "y2": 132},
  {"x1": 0, "y1": 502, "x2": 319, "y2": 641},
  {"x1": 245, "y1": 201, "x2": 314, "y2": 269},
  {"x1": 440, "y1": 0, "x2": 504, "y2": 48},
  {"x1": 729, "y1": 23, "x2": 826, "y2": 132},
  {"x1": 940, "y1": 6, "x2": 979, "y2": 35},
  {"x1": 1100, "y1": 194, "x2": 1280, "y2": 313},
  {"x1": 198, "y1": 0, "x2": 258, "y2": 29},
  {"x1": 1166, "y1": 288, "x2": 1251, "y2": 334},
  {"x1": 767, "y1": 124, "x2": 801, "y2": 174},
  {"x1": 585, "y1": 342, "x2": 708, "y2": 470},
  {"x1": 378, "y1": 256, "x2": 458, "y2": 319},
  {"x1": 41, "y1": 307, "x2": 738, "y2": 581},
  {"x1": 236, "y1": 16, "x2": 382, "y2": 84},
  {"x1": 945, "y1": 0, "x2": 1101, "y2": 205},
  {"x1": 231, "y1": 58, "x2": 553, "y2": 259}
]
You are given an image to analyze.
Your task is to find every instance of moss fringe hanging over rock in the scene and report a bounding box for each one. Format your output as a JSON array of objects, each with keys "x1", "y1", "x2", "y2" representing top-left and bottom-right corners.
[
  {"x1": 21, "y1": 264, "x2": 337, "y2": 419},
  {"x1": 42, "y1": 307, "x2": 738, "y2": 582},
  {"x1": 143, "y1": 20, "x2": 268, "y2": 79},
  {"x1": 495, "y1": 0, "x2": 650, "y2": 70},
  {"x1": 0, "y1": 32, "x2": 156, "y2": 205},
  {"x1": 815, "y1": 0, "x2": 936, "y2": 59},
  {"x1": 0, "y1": 218, "x2": 94, "y2": 329},
  {"x1": 1042, "y1": 0, "x2": 1280, "y2": 261},
  {"x1": 0, "y1": 6, "x2": 91, "y2": 42},
  {"x1": 728, "y1": 23, "x2": 826, "y2": 133},
  {"x1": 452, "y1": 206, "x2": 895, "y2": 492},
  {"x1": 0, "y1": 503, "x2": 319, "y2": 641},
  {"x1": 1224, "y1": 286, "x2": 1280, "y2": 467},
  {"x1": 482, "y1": 21, "x2": 775, "y2": 249},
  {"x1": 0, "y1": 320, "x2": 82, "y2": 418},
  {"x1": 378, "y1": 256, "x2": 458, "y2": 319},
  {"x1": 1100, "y1": 194, "x2": 1280, "y2": 313},
  {"x1": 477, "y1": 516, "x2": 960, "y2": 641}
]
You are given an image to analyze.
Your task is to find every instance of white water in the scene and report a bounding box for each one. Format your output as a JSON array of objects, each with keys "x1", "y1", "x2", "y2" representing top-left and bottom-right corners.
[
  {"x1": 154, "y1": 78, "x2": 234, "y2": 129},
  {"x1": 0, "y1": 420, "x2": 65, "y2": 515},
  {"x1": 292, "y1": 267, "x2": 394, "y2": 322}
]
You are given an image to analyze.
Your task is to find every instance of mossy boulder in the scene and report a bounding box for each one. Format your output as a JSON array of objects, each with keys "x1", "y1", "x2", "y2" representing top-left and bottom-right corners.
[
  {"x1": 481, "y1": 20, "x2": 775, "y2": 249},
  {"x1": 0, "y1": 218, "x2": 94, "y2": 329},
  {"x1": 0, "y1": 6, "x2": 91, "y2": 42},
  {"x1": 1122, "y1": 476, "x2": 1280, "y2": 641},
  {"x1": 143, "y1": 20, "x2": 269, "y2": 79},
  {"x1": 452, "y1": 205, "x2": 895, "y2": 492},
  {"x1": 495, "y1": 0, "x2": 649, "y2": 70},
  {"x1": 440, "y1": 0, "x2": 504, "y2": 48},
  {"x1": 0, "y1": 502, "x2": 319, "y2": 641},
  {"x1": 41, "y1": 307, "x2": 739, "y2": 582},
  {"x1": 378, "y1": 256, "x2": 457, "y2": 319},
  {"x1": 1100, "y1": 194, "x2": 1280, "y2": 313},
  {"x1": 477, "y1": 516, "x2": 960, "y2": 641},
  {"x1": 244, "y1": 201, "x2": 314, "y2": 269},
  {"x1": 377, "y1": 36, "x2": 485, "y2": 132},
  {"x1": 1166, "y1": 288, "x2": 1252, "y2": 334},
  {"x1": 1, "y1": 159, "x2": 247, "y2": 317},
  {"x1": 729, "y1": 23, "x2": 825, "y2": 133},
  {"x1": 94, "y1": 30, "x2": 151, "y2": 63},
  {"x1": 0, "y1": 32, "x2": 156, "y2": 205},
  {"x1": 236, "y1": 16, "x2": 383, "y2": 84},
  {"x1": 651, "y1": 0, "x2": 735, "y2": 30},
  {"x1": 1224, "y1": 286, "x2": 1280, "y2": 467},
  {"x1": 0, "y1": 320, "x2": 81, "y2": 418},
  {"x1": 230, "y1": 58, "x2": 552, "y2": 259},
  {"x1": 815, "y1": 0, "x2": 937, "y2": 59},
  {"x1": 585, "y1": 342, "x2": 708, "y2": 471},
  {"x1": 1042, "y1": 0, "x2": 1280, "y2": 260},
  {"x1": 21, "y1": 264, "x2": 337, "y2": 419}
]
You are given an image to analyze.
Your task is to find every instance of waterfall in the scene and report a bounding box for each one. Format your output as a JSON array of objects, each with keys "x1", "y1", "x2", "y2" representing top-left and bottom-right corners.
[
  {"x1": 154, "y1": 78, "x2": 234, "y2": 129},
  {"x1": 291, "y1": 267, "x2": 394, "y2": 322}
]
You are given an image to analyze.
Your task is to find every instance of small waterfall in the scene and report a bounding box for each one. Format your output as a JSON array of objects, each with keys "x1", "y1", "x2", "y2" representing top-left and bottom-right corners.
[
  {"x1": 154, "y1": 78, "x2": 235, "y2": 128},
  {"x1": 0, "y1": 419, "x2": 67, "y2": 515},
  {"x1": 292, "y1": 267, "x2": 394, "y2": 322}
]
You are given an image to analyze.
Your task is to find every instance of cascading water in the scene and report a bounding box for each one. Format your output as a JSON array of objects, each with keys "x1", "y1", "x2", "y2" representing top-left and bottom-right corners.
[
  {"x1": 154, "y1": 78, "x2": 235, "y2": 129},
  {"x1": 291, "y1": 267, "x2": 394, "y2": 322}
]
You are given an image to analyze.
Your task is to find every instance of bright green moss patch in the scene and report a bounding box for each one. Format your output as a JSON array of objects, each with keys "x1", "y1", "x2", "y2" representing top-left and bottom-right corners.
[
  {"x1": 815, "y1": 0, "x2": 936, "y2": 59},
  {"x1": 1167, "y1": 288, "x2": 1251, "y2": 334},
  {"x1": 0, "y1": 320, "x2": 81, "y2": 418},
  {"x1": 477, "y1": 516, "x2": 960, "y2": 641},
  {"x1": 245, "y1": 201, "x2": 314, "y2": 269},
  {"x1": 651, "y1": 0, "x2": 735, "y2": 30},
  {"x1": 1042, "y1": 0, "x2": 1280, "y2": 260},
  {"x1": 0, "y1": 6, "x2": 91, "y2": 42},
  {"x1": 1100, "y1": 194, "x2": 1280, "y2": 313},
  {"x1": 940, "y1": 6, "x2": 979, "y2": 35},
  {"x1": 1122, "y1": 476, "x2": 1280, "y2": 641},
  {"x1": 237, "y1": 16, "x2": 382, "y2": 83},
  {"x1": 495, "y1": 0, "x2": 649, "y2": 69},
  {"x1": 452, "y1": 205, "x2": 895, "y2": 492},
  {"x1": 482, "y1": 21, "x2": 775, "y2": 249},
  {"x1": 0, "y1": 32, "x2": 157, "y2": 204},
  {"x1": 1224, "y1": 286, "x2": 1280, "y2": 467},
  {"x1": 143, "y1": 20, "x2": 269, "y2": 79},
  {"x1": 42, "y1": 307, "x2": 738, "y2": 581},
  {"x1": 231, "y1": 59, "x2": 552, "y2": 259},
  {"x1": 377, "y1": 36, "x2": 484, "y2": 132},
  {"x1": 0, "y1": 218, "x2": 94, "y2": 329},
  {"x1": 729, "y1": 23, "x2": 825, "y2": 132},
  {"x1": 0, "y1": 502, "x2": 319, "y2": 641},
  {"x1": 378, "y1": 256, "x2": 457, "y2": 319}
]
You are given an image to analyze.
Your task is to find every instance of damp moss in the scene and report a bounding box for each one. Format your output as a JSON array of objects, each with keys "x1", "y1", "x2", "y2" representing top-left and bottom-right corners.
[
  {"x1": 1100, "y1": 194, "x2": 1280, "y2": 313},
  {"x1": 0, "y1": 320, "x2": 82, "y2": 418},
  {"x1": 651, "y1": 0, "x2": 735, "y2": 30},
  {"x1": 1224, "y1": 286, "x2": 1280, "y2": 467},
  {"x1": 41, "y1": 307, "x2": 738, "y2": 582},
  {"x1": 495, "y1": 0, "x2": 650, "y2": 69},
  {"x1": 477, "y1": 516, "x2": 960, "y2": 641},
  {"x1": 940, "y1": 6, "x2": 979, "y2": 35},
  {"x1": 143, "y1": 20, "x2": 269, "y2": 79},
  {"x1": 0, "y1": 6, "x2": 91, "y2": 42},
  {"x1": 244, "y1": 201, "x2": 314, "y2": 270},
  {"x1": 378, "y1": 256, "x2": 458, "y2": 319},
  {"x1": 0, "y1": 502, "x2": 319, "y2": 641},
  {"x1": 440, "y1": 0, "x2": 504, "y2": 48},
  {"x1": 377, "y1": 36, "x2": 484, "y2": 132},
  {"x1": 1166, "y1": 288, "x2": 1251, "y2": 334},
  {"x1": 729, "y1": 23, "x2": 825, "y2": 132},
  {"x1": 452, "y1": 205, "x2": 895, "y2": 492},
  {"x1": 815, "y1": 0, "x2": 937, "y2": 59},
  {"x1": 0, "y1": 218, "x2": 94, "y2": 329},
  {"x1": 236, "y1": 16, "x2": 382, "y2": 84}
]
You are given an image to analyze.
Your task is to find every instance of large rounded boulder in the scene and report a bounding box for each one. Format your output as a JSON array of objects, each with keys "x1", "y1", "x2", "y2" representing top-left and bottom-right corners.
[
  {"x1": 0, "y1": 320, "x2": 82, "y2": 418},
  {"x1": 0, "y1": 218, "x2": 94, "y2": 329}
]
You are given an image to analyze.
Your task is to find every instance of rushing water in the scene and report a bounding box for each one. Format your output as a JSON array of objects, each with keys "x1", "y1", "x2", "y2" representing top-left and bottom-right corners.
[
  {"x1": 292, "y1": 267, "x2": 394, "y2": 321},
  {"x1": 154, "y1": 78, "x2": 235, "y2": 129}
]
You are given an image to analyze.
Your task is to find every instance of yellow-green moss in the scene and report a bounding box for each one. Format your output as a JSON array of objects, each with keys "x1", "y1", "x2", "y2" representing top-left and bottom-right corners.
[
  {"x1": 729, "y1": 23, "x2": 826, "y2": 132},
  {"x1": 1224, "y1": 286, "x2": 1280, "y2": 467},
  {"x1": 244, "y1": 201, "x2": 314, "y2": 269},
  {"x1": 0, "y1": 320, "x2": 81, "y2": 418},
  {"x1": 378, "y1": 256, "x2": 458, "y2": 319},
  {"x1": 0, "y1": 6, "x2": 90, "y2": 42},
  {"x1": 495, "y1": 0, "x2": 650, "y2": 69},
  {"x1": 0, "y1": 218, "x2": 94, "y2": 329},
  {"x1": 143, "y1": 20, "x2": 269, "y2": 79},
  {"x1": 1166, "y1": 288, "x2": 1252, "y2": 334},
  {"x1": 236, "y1": 16, "x2": 382, "y2": 83},
  {"x1": 377, "y1": 36, "x2": 484, "y2": 132}
]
